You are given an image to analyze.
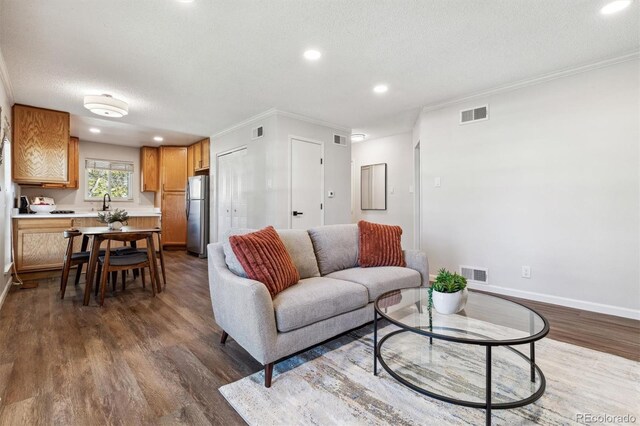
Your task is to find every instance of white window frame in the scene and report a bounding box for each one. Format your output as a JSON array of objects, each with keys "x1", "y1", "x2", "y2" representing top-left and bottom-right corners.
[{"x1": 84, "y1": 158, "x2": 134, "y2": 201}]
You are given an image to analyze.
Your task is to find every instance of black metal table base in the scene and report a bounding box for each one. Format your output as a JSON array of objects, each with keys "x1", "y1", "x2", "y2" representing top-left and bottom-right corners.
[{"x1": 373, "y1": 310, "x2": 546, "y2": 425}]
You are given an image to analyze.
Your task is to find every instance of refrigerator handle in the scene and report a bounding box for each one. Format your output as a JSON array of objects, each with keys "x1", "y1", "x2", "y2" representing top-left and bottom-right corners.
[{"x1": 186, "y1": 179, "x2": 190, "y2": 219}]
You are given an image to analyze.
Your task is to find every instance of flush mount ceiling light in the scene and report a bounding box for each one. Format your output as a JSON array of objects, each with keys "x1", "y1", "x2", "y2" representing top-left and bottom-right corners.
[
  {"x1": 373, "y1": 84, "x2": 388, "y2": 94},
  {"x1": 303, "y1": 49, "x2": 322, "y2": 61},
  {"x1": 83, "y1": 94, "x2": 129, "y2": 118},
  {"x1": 153, "y1": 136, "x2": 164, "y2": 142},
  {"x1": 351, "y1": 134, "x2": 366, "y2": 142},
  {"x1": 601, "y1": 0, "x2": 632, "y2": 14},
  {"x1": 89, "y1": 128, "x2": 101, "y2": 134}
]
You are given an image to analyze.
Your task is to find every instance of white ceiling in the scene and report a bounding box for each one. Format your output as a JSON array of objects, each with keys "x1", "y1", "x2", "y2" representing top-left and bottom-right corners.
[{"x1": 1, "y1": 0, "x2": 638, "y2": 142}]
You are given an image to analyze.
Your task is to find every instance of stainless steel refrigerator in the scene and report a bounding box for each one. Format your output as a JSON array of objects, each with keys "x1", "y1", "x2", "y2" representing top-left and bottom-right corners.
[{"x1": 186, "y1": 175, "x2": 209, "y2": 258}]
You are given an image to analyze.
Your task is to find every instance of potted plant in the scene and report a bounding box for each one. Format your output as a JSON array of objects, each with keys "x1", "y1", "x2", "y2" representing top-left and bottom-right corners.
[
  {"x1": 98, "y1": 208, "x2": 129, "y2": 230},
  {"x1": 429, "y1": 268, "x2": 468, "y2": 314}
]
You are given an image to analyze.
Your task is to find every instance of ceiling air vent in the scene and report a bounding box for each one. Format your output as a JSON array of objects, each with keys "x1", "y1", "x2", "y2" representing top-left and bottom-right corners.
[
  {"x1": 460, "y1": 105, "x2": 489, "y2": 125},
  {"x1": 460, "y1": 266, "x2": 488, "y2": 284},
  {"x1": 252, "y1": 126, "x2": 264, "y2": 140},
  {"x1": 333, "y1": 134, "x2": 347, "y2": 146}
]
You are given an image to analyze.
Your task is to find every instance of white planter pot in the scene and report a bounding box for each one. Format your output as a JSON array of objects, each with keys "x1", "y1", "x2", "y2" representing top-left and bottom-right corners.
[
  {"x1": 109, "y1": 221, "x2": 123, "y2": 230},
  {"x1": 432, "y1": 288, "x2": 468, "y2": 314}
]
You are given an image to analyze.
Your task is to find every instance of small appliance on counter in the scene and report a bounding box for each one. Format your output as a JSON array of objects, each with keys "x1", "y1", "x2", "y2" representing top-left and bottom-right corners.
[{"x1": 18, "y1": 196, "x2": 30, "y2": 214}]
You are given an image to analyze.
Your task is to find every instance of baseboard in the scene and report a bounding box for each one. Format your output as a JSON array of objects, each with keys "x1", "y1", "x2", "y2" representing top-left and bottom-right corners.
[
  {"x1": 428, "y1": 274, "x2": 640, "y2": 321},
  {"x1": 0, "y1": 274, "x2": 12, "y2": 313}
]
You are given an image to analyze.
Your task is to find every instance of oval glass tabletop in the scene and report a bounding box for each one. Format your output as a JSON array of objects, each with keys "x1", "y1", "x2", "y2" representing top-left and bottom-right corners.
[{"x1": 375, "y1": 287, "x2": 549, "y2": 344}]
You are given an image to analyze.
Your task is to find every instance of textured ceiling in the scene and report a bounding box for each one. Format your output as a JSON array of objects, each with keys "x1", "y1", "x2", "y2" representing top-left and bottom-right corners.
[{"x1": 1, "y1": 0, "x2": 638, "y2": 141}]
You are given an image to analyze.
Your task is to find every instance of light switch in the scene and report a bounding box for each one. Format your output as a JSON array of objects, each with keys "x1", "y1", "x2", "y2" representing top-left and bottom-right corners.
[
  {"x1": 434, "y1": 177, "x2": 441, "y2": 187},
  {"x1": 390, "y1": 186, "x2": 395, "y2": 194},
  {"x1": 409, "y1": 185, "x2": 414, "y2": 194}
]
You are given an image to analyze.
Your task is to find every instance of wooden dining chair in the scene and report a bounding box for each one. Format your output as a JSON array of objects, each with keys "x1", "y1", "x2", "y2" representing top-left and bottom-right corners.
[
  {"x1": 112, "y1": 229, "x2": 166, "y2": 288},
  {"x1": 60, "y1": 230, "x2": 110, "y2": 299},
  {"x1": 97, "y1": 232, "x2": 159, "y2": 306}
]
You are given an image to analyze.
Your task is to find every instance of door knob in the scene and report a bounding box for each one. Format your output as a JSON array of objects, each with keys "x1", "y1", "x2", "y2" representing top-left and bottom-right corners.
[{"x1": 292, "y1": 211, "x2": 304, "y2": 216}]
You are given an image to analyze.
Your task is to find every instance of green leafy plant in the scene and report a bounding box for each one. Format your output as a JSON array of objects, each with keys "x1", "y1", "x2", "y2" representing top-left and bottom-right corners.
[
  {"x1": 97, "y1": 208, "x2": 129, "y2": 225},
  {"x1": 431, "y1": 268, "x2": 467, "y2": 293}
]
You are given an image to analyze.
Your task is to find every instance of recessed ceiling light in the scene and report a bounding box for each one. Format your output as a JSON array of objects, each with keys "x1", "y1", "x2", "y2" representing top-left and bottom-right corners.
[
  {"x1": 89, "y1": 128, "x2": 101, "y2": 134},
  {"x1": 177, "y1": 0, "x2": 194, "y2": 3},
  {"x1": 153, "y1": 136, "x2": 164, "y2": 142},
  {"x1": 373, "y1": 84, "x2": 388, "y2": 94},
  {"x1": 351, "y1": 134, "x2": 366, "y2": 142},
  {"x1": 303, "y1": 49, "x2": 322, "y2": 61},
  {"x1": 84, "y1": 94, "x2": 129, "y2": 117},
  {"x1": 601, "y1": 0, "x2": 632, "y2": 14}
]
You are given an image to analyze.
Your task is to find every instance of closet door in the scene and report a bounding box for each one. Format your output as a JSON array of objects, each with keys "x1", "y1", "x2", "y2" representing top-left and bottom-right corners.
[
  {"x1": 217, "y1": 152, "x2": 234, "y2": 240},
  {"x1": 231, "y1": 149, "x2": 248, "y2": 229}
]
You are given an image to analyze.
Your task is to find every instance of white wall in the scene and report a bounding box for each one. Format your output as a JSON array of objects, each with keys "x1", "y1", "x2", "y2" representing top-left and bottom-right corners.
[
  {"x1": 210, "y1": 110, "x2": 352, "y2": 242},
  {"x1": 0, "y1": 68, "x2": 12, "y2": 305},
  {"x1": 20, "y1": 140, "x2": 155, "y2": 211},
  {"x1": 352, "y1": 133, "x2": 415, "y2": 249},
  {"x1": 418, "y1": 59, "x2": 640, "y2": 318}
]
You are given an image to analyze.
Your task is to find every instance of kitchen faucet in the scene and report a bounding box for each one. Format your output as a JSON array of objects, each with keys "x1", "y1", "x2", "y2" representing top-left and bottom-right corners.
[{"x1": 102, "y1": 193, "x2": 111, "y2": 211}]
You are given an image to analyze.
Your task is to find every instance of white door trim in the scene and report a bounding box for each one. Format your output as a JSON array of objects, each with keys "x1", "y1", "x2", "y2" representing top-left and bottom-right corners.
[
  {"x1": 213, "y1": 145, "x2": 247, "y2": 242},
  {"x1": 288, "y1": 135, "x2": 325, "y2": 229}
]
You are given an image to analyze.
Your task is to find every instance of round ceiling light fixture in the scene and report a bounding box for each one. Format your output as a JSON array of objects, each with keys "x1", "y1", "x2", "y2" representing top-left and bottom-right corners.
[
  {"x1": 89, "y1": 128, "x2": 101, "y2": 134},
  {"x1": 601, "y1": 0, "x2": 632, "y2": 14},
  {"x1": 303, "y1": 49, "x2": 322, "y2": 61},
  {"x1": 84, "y1": 94, "x2": 129, "y2": 118},
  {"x1": 351, "y1": 134, "x2": 366, "y2": 142},
  {"x1": 153, "y1": 136, "x2": 164, "y2": 142},
  {"x1": 373, "y1": 84, "x2": 388, "y2": 94}
]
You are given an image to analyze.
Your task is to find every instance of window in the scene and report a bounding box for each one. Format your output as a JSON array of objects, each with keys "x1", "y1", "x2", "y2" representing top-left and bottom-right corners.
[{"x1": 85, "y1": 159, "x2": 134, "y2": 201}]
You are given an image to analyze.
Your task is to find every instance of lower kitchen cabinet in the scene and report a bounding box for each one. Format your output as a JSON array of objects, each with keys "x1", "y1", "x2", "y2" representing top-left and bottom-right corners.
[
  {"x1": 161, "y1": 192, "x2": 187, "y2": 246},
  {"x1": 12, "y1": 216, "x2": 161, "y2": 273}
]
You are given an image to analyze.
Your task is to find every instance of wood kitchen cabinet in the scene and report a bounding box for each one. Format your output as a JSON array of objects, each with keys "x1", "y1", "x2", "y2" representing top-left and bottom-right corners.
[
  {"x1": 12, "y1": 104, "x2": 70, "y2": 185},
  {"x1": 140, "y1": 146, "x2": 160, "y2": 192},
  {"x1": 187, "y1": 144, "x2": 195, "y2": 177},
  {"x1": 160, "y1": 146, "x2": 188, "y2": 246},
  {"x1": 190, "y1": 138, "x2": 210, "y2": 172},
  {"x1": 161, "y1": 192, "x2": 187, "y2": 246},
  {"x1": 42, "y1": 136, "x2": 79, "y2": 189},
  {"x1": 13, "y1": 216, "x2": 161, "y2": 274},
  {"x1": 160, "y1": 146, "x2": 187, "y2": 192}
]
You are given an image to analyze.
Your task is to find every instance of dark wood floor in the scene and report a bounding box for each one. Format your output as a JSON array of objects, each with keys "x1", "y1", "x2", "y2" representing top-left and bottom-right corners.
[{"x1": 0, "y1": 251, "x2": 637, "y2": 425}]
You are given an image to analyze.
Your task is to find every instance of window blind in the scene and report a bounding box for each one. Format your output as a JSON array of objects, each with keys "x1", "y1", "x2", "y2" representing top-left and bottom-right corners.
[{"x1": 85, "y1": 159, "x2": 134, "y2": 172}]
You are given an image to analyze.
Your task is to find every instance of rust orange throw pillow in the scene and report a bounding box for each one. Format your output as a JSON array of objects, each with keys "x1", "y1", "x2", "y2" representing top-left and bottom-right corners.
[
  {"x1": 358, "y1": 220, "x2": 406, "y2": 267},
  {"x1": 229, "y1": 226, "x2": 300, "y2": 298}
]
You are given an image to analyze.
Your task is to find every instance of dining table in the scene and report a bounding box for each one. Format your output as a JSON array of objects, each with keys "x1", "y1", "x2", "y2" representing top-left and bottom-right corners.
[{"x1": 75, "y1": 226, "x2": 163, "y2": 306}]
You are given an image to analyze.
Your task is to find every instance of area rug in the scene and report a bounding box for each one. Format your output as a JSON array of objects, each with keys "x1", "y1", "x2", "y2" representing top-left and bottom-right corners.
[{"x1": 219, "y1": 325, "x2": 639, "y2": 425}]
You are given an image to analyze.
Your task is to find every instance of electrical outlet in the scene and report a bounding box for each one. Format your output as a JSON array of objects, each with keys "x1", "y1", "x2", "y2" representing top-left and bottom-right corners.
[{"x1": 522, "y1": 266, "x2": 531, "y2": 279}]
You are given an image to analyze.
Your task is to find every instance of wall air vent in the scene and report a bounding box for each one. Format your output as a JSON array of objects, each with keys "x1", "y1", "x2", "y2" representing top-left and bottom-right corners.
[
  {"x1": 252, "y1": 126, "x2": 264, "y2": 140},
  {"x1": 333, "y1": 134, "x2": 347, "y2": 146},
  {"x1": 460, "y1": 105, "x2": 489, "y2": 125},
  {"x1": 460, "y1": 265, "x2": 489, "y2": 284}
]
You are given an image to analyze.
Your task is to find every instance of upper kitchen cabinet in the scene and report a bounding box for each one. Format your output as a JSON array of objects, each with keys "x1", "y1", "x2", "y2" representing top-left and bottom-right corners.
[
  {"x1": 187, "y1": 144, "x2": 195, "y2": 177},
  {"x1": 140, "y1": 146, "x2": 160, "y2": 192},
  {"x1": 12, "y1": 104, "x2": 70, "y2": 185},
  {"x1": 43, "y1": 136, "x2": 79, "y2": 189},
  {"x1": 160, "y1": 146, "x2": 187, "y2": 192},
  {"x1": 191, "y1": 138, "x2": 210, "y2": 172},
  {"x1": 200, "y1": 138, "x2": 210, "y2": 169}
]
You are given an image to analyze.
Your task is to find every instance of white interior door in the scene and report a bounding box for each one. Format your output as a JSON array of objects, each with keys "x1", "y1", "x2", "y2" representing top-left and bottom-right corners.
[
  {"x1": 217, "y1": 148, "x2": 247, "y2": 240},
  {"x1": 291, "y1": 138, "x2": 323, "y2": 229}
]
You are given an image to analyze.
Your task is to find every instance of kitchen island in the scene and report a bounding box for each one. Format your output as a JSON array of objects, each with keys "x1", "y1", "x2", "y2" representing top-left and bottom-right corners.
[{"x1": 11, "y1": 211, "x2": 162, "y2": 281}]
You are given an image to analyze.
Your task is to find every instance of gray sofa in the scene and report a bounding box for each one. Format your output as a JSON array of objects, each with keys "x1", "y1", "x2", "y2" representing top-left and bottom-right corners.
[{"x1": 207, "y1": 224, "x2": 428, "y2": 387}]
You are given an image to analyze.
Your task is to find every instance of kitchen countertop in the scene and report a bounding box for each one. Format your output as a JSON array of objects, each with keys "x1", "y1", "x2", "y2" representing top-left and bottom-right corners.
[{"x1": 13, "y1": 211, "x2": 162, "y2": 219}]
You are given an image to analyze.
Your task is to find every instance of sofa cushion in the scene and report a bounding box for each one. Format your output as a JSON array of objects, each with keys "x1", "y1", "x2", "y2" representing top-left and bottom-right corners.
[
  {"x1": 276, "y1": 230, "x2": 320, "y2": 279},
  {"x1": 273, "y1": 277, "x2": 369, "y2": 332},
  {"x1": 230, "y1": 226, "x2": 300, "y2": 298},
  {"x1": 223, "y1": 228, "x2": 320, "y2": 279},
  {"x1": 326, "y1": 267, "x2": 420, "y2": 302},
  {"x1": 308, "y1": 224, "x2": 359, "y2": 275},
  {"x1": 358, "y1": 220, "x2": 406, "y2": 267},
  {"x1": 223, "y1": 228, "x2": 254, "y2": 278}
]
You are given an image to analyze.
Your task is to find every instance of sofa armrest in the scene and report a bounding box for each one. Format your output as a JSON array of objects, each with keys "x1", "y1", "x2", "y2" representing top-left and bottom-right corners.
[
  {"x1": 404, "y1": 249, "x2": 429, "y2": 286},
  {"x1": 207, "y1": 243, "x2": 277, "y2": 364}
]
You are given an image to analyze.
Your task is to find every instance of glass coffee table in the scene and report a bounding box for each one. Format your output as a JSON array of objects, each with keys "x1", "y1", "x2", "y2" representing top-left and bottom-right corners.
[{"x1": 374, "y1": 287, "x2": 550, "y2": 425}]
